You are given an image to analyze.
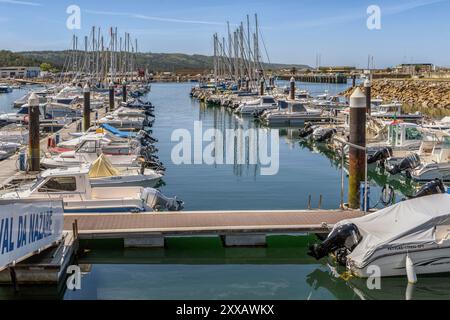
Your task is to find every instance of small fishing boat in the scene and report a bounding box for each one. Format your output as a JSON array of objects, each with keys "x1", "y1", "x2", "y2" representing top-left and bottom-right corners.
[
  {"x1": 0, "y1": 103, "x2": 80, "y2": 127},
  {"x1": 0, "y1": 166, "x2": 182, "y2": 213},
  {"x1": 98, "y1": 115, "x2": 149, "y2": 130},
  {"x1": 0, "y1": 85, "x2": 12, "y2": 94},
  {"x1": 54, "y1": 135, "x2": 140, "y2": 156},
  {"x1": 259, "y1": 100, "x2": 323, "y2": 126},
  {"x1": 14, "y1": 91, "x2": 49, "y2": 108},
  {"x1": 0, "y1": 142, "x2": 20, "y2": 160},
  {"x1": 410, "y1": 134, "x2": 450, "y2": 182},
  {"x1": 308, "y1": 192, "x2": 450, "y2": 278},
  {"x1": 371, "y1": 101, "x2": 423, "y2": 123},
  {"x1": 235, "y1": 95, "x2": 277, "y2": 115},
  {"x1": 423, "y1": 117, "x2": 450, "y2": 131},
  {"x1": 87, "y1": 154, "x2": 162, "y2": 187},
  {"x1": 0, "y1": 124, "x2": 28, "y2": 144},
  {"x1": 41, "y1": 144, "x2": 144, "y2": 169}
]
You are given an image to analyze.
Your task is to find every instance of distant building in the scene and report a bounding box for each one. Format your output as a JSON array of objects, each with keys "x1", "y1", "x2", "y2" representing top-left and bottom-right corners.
[
  {"x1": 318, "y1": 66, "x2": 356, "y2": 73},
  {"x1": 0, "y1": 66, "x2": 41, "y2": 79},
  {"x1": 395, "y1": 63, "x2": 434, "y2": 74}
]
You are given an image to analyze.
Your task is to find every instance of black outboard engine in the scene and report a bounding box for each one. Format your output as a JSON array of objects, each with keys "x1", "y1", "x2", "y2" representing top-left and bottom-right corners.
[
  {"x1": 308, "y1": 223, "x2": 362, "y2": 265},
  {"x1": 387, "y1": 153, "x2": 421, "y2": 175},
  {"x1": 314, "y1": 128, "x2": 337, "y2": 143},
  {"x1": 367, "y1": 147, "x2": 393, "y2": 164},
  {"x1": 299, "y1": 122, "x2": 314, "y2": 138},
  {"x1": 252, "y1": 110, "x2": 264, "y2": 118},
  {"x1": 409, "y1": 179, "x2": 446, "y2": 199}
]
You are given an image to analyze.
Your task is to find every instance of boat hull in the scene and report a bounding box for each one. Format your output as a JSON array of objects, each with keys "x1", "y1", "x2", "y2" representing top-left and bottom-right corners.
[{"x1": 349, "y1": 246, "x2": 450, "y2": 278}]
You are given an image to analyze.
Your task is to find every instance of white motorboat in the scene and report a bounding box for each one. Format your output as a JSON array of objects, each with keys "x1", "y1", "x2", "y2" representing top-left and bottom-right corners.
[
  {"x1": 49, "y1": 85, "x2": 83, "y2": 105},
  {"x1": 0, "y1": 85, "x2": 12, "y2": 94},
  {"x1": 98, "y1": 115, "x2": 147, "y2": 129},
  {"x1": 112, "y1": 106, "x2": 150, "y2": 119},
  {"x1": 235, "y1": 95, "x2": 278, "y2": 115},
  {"x1": 0, "y1": 142, "x2": 20, "y2": 160},
  {"x1": 309, "y1": 193, "x2": 450, "y2": 278},
  {"x1": 311, "y1": 96, "x2": 348, "y2": 110},
  {"x1": 0, "y1": 166, "x2": 182, "y2": 213},
  {"x1": 0, "y1": 103, "x2": 80, "y2": 127},
  {"x1": 368, "y1": 122, "x2": 427, "y2": 157},
  {"x1": 371, "y1": 100, "x2": 423, "y2": 122},
  {"x1": 260, "y1": 100, "x2": 323, "y2": 126},
  {"x1": 411, "y1": 135, "x2": 450, "y2": 182},
  {"x1": 41, "y1": 143, "x2": 143, "y2": 169},
  {"x1": 0, "y1": 124, "x2": 28, "y2": 144},
  {"x1": 14, "y1": 91, "x2": 49, "y2": 108},
  {"x1": 87, "y1": 154, "x2": 162, "y2": 187},
  {"x1": 424, "y1": 117, "x2": 450, "y2": 131},
  {"x1": 54, "y1": 135, "x2": 139, "y2": 156}
]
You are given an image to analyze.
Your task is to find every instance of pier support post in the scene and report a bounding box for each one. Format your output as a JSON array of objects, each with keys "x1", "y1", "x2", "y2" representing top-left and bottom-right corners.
[
  {"x1": 122, "y1": 80, "x2": 127, "y2": 103},
  {"x1": 348, "y1": 88, "x2": 367, "y2": 209},
  {"x1": 124, "y1": 235, "x2": 165, "y2": 248},
  {"x1": 260, "y1": 78, "x2": 264, "y2": 96},
  {"x1": 222, "y1": 234, "x2": 266, "y2": 247},
  {"x1": 28, "y1": 93, "x2": 40, "y2": 172},
  {"x1": 289, "y1": 77, "x2": 295, "y2": 100},
  {"x1": 352, "y1": 75, "x2": 356, "y2": 87},
  {"x1": 83, "y1": 84, "x2": 91, "y2": 132},
  {"x1": 364, "y1": 78, "x2": 372, "y2": 115},
  {"x1": 109, "y1": 81, "x2": 115, "y2": 112}
]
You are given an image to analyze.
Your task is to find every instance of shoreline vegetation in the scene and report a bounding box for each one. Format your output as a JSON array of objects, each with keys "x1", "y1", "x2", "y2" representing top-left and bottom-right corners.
[{"x1": 0, "y1": 50, "x2": 308, "y2": 73}]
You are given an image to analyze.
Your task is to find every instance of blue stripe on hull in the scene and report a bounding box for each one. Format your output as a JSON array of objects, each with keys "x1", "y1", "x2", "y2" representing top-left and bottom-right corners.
[{"x1": 64, "y1": 206, "x2": 143, "y2": 213}]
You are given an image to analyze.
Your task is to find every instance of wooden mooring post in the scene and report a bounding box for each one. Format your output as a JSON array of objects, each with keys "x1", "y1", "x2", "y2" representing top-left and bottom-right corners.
[
  {"x1": 83, "y1": 84, "x2": 91, "y2": 132},
  {"x1": 348, "y1": 88, "x2": 367, "y2": 209},
  {"x1": 28, "y1": 93, "x2": 40, "y2": 172}
]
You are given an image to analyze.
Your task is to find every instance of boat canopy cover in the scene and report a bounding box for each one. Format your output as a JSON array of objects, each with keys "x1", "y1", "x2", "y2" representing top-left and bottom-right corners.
[
  {"x1": 334, "y1": 194, "x2": 450, "y2": 268},
  {"x1": 100, "y1": 123, "x2": 136, "y2": 138},
  {"x1": 88, "y1": 154, "x2": 120, "y2": 178}
]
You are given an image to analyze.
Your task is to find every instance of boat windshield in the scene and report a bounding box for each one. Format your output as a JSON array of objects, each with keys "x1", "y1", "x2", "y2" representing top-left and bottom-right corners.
[
  {"x1": 292, "y1": 104, "x2": 306, "y2": 112},
  {"x1": 262, "y1": 98, "x2": 275, "y2": 104},
  {"x1": 77, "y1": 140, "x2": 98, "y2": 153},
  {"x1": 405, "y1": 127, "x2": 423, "y2": 141},
  {"x1": 30, "y1": 176, "x2": 46, "y2": 191}
]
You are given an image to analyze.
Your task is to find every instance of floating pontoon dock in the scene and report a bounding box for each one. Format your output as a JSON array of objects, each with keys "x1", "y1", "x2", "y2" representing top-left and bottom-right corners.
[{"x1": 64, "y1": 210, "x2": 363, "y2": 247}]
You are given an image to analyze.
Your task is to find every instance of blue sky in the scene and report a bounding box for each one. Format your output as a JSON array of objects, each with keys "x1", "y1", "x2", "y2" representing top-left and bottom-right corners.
[{"x1": 0, "y1": 0, "x2": 449, "y2": 67}]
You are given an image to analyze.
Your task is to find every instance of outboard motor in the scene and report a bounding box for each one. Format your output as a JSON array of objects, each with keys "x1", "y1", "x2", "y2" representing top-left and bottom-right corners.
[
  {"x1": 409, "y1": 179, "x2": 446, "y2": 199},
  {"x1": 141, "y1": 188, "x2": 184, "y2": 211},
  {"x1": 308, "y1": 223, "x2": 362, "y2": 265},
  {"x1": 314, "y1": 128, "x2": 337, "y2": 143},
  {"x1": 387, "y1": 153, "x2": 421, "y2": 175},
  {"x1": 299, "y1": 122, "x2": 314, "y2": 138},
  {"x1": 252, "y1": 110, "x2": 264, "y2": 118},
  {"x1": 367, "y1": 147, "x2": 393, "y2": 164}
]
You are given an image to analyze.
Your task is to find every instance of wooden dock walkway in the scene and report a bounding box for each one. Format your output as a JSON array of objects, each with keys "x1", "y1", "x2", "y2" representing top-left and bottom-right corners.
[{"x1": 64, "y1": 209, "x2": 363, "y2": 247}]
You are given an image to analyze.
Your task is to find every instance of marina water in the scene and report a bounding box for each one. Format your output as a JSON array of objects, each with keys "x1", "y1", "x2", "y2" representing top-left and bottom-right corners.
[{"x1": 0, "y1": 82, "x2": 446, "y2": 300}]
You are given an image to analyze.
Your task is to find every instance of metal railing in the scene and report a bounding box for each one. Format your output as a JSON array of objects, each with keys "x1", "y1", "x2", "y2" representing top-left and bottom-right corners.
[{"x1": 333, "y1": 137, "x2": 369, "y2": 213}]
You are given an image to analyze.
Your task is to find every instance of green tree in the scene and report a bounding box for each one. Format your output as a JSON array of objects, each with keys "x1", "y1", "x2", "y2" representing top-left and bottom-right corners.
[{"x1": 40, "y1": 62, "x2": 53, "y2": 72}]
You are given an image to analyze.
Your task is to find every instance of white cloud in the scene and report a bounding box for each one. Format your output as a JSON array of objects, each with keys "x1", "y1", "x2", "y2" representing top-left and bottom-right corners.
[{"x1": 0, "y1": 0, "x2": 41, "y2": 6}]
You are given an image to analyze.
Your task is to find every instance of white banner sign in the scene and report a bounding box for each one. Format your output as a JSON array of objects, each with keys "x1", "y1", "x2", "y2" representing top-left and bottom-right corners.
[{"x1": 0, "y1": 200, "x2": 64, "y2": 271}]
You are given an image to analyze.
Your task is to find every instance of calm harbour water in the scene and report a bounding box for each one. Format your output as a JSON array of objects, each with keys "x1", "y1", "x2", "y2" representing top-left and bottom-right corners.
[{"x1": 0, "y1": 82, "x2": 447, "y2": 300}]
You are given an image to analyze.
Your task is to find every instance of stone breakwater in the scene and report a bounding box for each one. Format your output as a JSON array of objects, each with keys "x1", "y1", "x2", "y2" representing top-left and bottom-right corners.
[{"x1": 342, "y1": 79, "x2": 450, "y2": 111}]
